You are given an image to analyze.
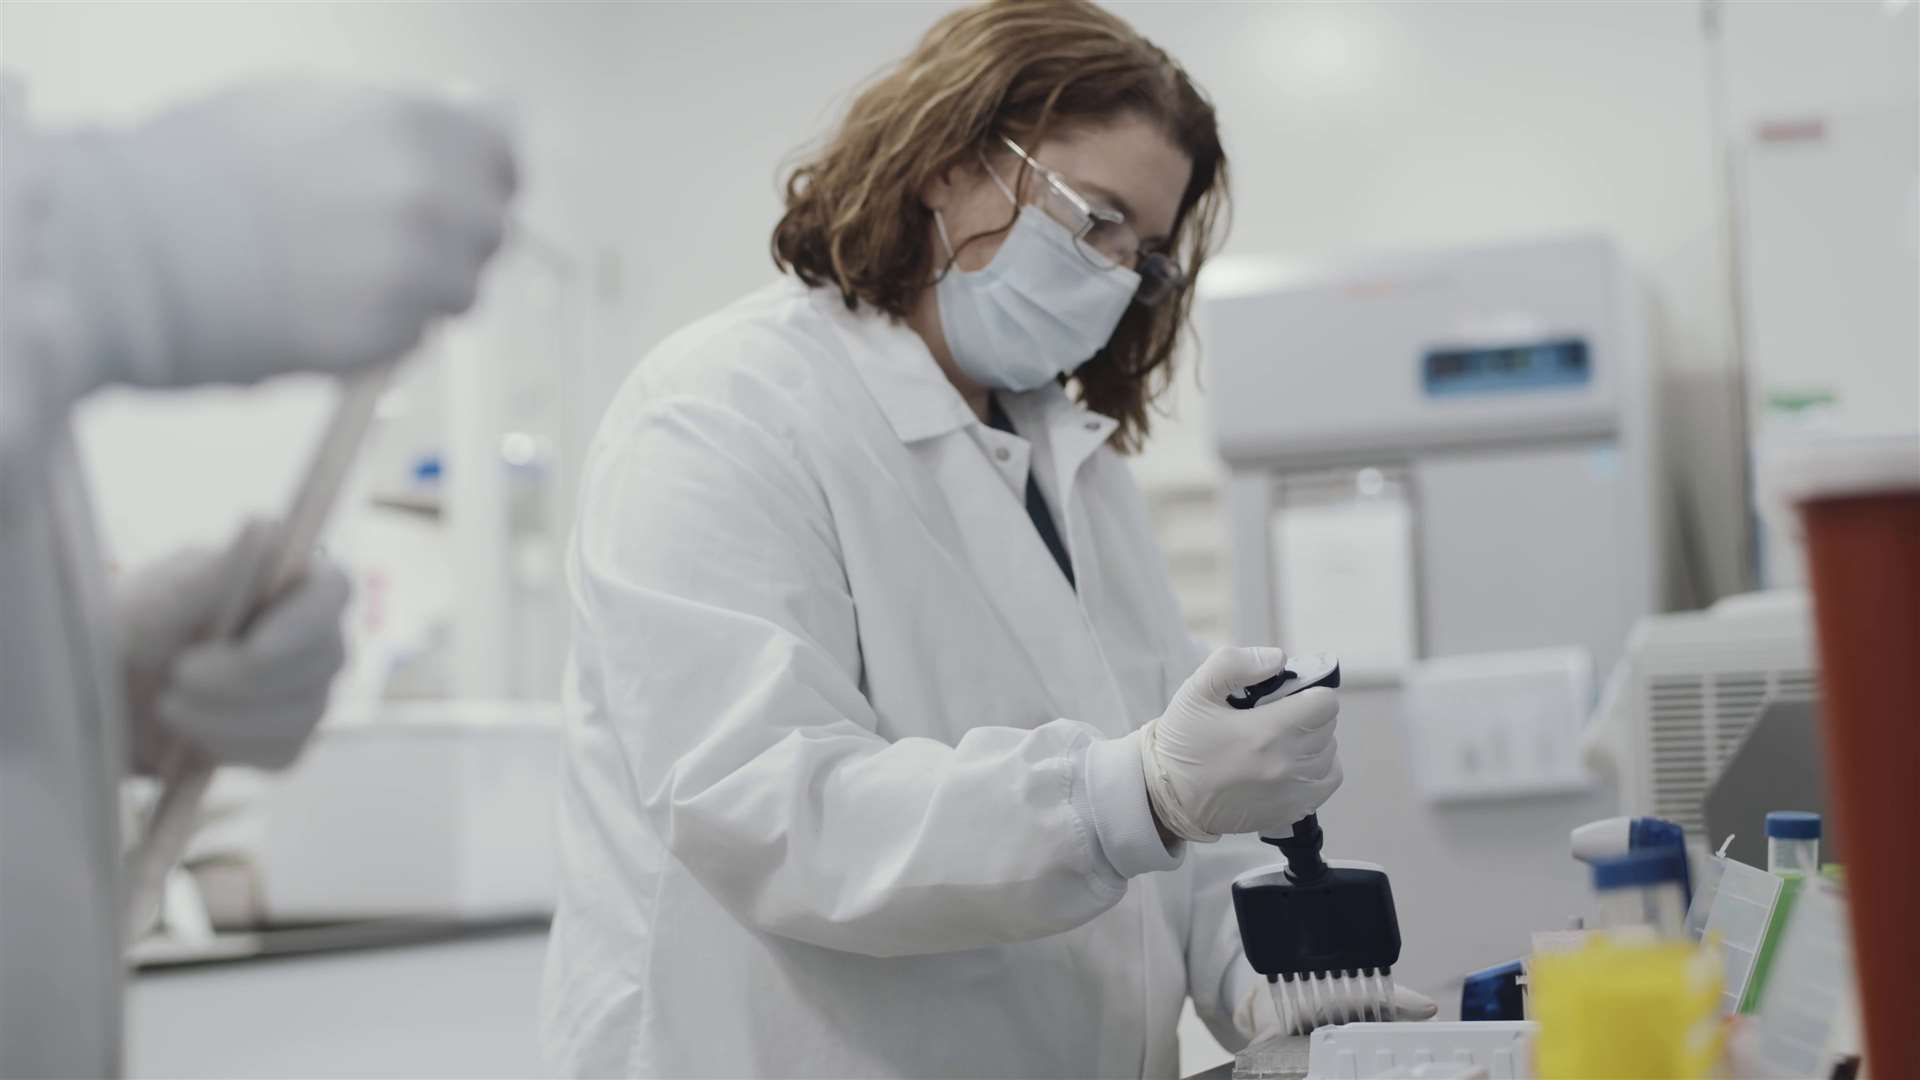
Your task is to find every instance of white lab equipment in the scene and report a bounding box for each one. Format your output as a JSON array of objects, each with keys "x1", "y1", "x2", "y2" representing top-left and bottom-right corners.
[
  {"x1": 126, "y1": 703, "x2": 562, "y2": 969},
  {"x1": 1302, "y1": 1021, "x2": 1532, "y2": 1080},
  {"x1": 1244, "y1": 1014, "x2": 1528, "y2": 1076},
  {"x1": 1231, "y1": 1024, "x2": 1529, "y2": 1080},
  {"x1": 1735, "y1": 101, "x2": 1920, "y2": 589},
  {"x1": 1205, "y1": 234, "x2": 1659, "y2": 685},
  {"x1": 1582, "y1": 590, "x2": 1817, "y2": 845},
  {"x1": 249, "y1": 703, "x2": 561, "y2": 921},
  {"x1": 1402, "y1": 648, "x2": 1592, "y2": 801}
]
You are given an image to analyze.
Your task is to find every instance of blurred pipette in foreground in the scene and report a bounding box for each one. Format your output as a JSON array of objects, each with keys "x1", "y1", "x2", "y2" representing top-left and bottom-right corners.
[{"x1": 123, "y1": 364, "x2": 394, "y2": 940}]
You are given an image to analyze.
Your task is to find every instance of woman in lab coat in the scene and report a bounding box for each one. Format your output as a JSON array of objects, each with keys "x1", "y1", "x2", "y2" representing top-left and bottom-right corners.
[{"x1": 542, "y1": 3, "x2": 1428, "y2": 1076}]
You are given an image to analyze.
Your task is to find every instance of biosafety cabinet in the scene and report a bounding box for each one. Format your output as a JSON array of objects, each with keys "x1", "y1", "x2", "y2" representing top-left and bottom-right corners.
[{"x1": 1205, "y1": 234, "x2": 1661, "y2": 684}]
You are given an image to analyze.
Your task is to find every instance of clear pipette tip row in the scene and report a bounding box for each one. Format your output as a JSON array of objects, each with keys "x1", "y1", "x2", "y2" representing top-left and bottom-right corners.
[{"x1": 1267, "y1": 967, "x2": 1396, "y2": 1034}]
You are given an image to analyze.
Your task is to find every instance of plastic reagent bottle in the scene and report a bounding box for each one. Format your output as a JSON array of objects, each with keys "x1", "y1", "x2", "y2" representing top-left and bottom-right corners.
[
  {"x1": 1765, "y1": 811, "x2": 1821, "y2": 876},
  {"x1": 1590, "y1": 848, "x2": 1690, "y2": 939}
]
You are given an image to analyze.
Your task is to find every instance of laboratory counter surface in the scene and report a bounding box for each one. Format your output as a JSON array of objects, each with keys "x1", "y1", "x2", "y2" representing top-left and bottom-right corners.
[{"x1": 129, "y1": 919, "x2": 550, "y2": 1079}]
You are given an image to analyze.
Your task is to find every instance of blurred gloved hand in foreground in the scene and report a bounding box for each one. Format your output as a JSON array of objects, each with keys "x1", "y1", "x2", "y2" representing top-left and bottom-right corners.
[
  {"x1": 118, "y1": 521, "x2": 350, "y2": 772},
  {"x1": 1233, "y1": 978, "x2": 1439, "y2": 1041},
  {"x1": 1138, "y1": 647, "x2": 1343, "y2": 843},
  {"x1": 53, "y1": 80, "x2": 517, "y2": 389}
]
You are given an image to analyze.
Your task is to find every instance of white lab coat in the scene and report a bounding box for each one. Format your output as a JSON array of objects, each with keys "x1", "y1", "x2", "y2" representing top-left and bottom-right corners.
[
  {"x1": 0, "y1": 89, "x2": 133, "y2": 1078},
  {"x1": 542, "y1": 279, "x2": 1274, "y2": 1078}
]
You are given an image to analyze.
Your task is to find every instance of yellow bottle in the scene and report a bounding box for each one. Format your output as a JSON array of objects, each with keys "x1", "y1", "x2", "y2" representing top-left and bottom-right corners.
[{"x1": 1529, "y1": 938, "x2": 1724, "y2": 1078}]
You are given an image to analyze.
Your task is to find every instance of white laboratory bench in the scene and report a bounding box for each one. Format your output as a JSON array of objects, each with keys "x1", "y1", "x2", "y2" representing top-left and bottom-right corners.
[{"x1": 129, "y1": 922, "x2": 550, "y2": 1079}]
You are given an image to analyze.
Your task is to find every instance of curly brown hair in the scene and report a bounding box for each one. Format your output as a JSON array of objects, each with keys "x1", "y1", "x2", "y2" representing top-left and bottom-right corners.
[{"x1": 771, "y1": 0, "x2": 1229, "y2": 452}]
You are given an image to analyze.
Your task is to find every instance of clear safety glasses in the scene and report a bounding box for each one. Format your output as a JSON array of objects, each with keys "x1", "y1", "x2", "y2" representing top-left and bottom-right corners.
[{"x1": 994, "y1": 135, "x2": 1186, "y2": 308}]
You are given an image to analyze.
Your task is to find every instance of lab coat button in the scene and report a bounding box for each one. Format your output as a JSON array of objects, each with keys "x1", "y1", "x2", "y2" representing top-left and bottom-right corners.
[
  {"x1": 1084, "y1": 420, "x2": 1101, "y2": 431},
  {"x1": 995, "y1": 447, "x2": 1011, "y2": 462}
]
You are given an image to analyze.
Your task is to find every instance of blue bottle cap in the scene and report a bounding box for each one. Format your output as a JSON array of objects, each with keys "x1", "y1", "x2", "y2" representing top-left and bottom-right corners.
[
  {"x1": 1766, "y1": 811, "x2": 1821, "y2": 840},
  {"x1": 1460, "y1": 960, "x2": 1526, "y2": 1022},
  {"x1": 1591, "y1": 848, "x2": 1687, "y2": 891},
  {"x1": 1628, "y1": 817, "x2": 1687, "y2": 853}
]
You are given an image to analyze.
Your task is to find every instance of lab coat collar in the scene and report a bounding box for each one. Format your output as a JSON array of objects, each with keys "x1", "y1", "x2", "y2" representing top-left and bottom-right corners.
[
  {"x1": 821, "y1": 292, "x2": 978, "y2": 445},
  {"x1": 818, "y1": 290, "x2": 1121, "y2": 451},
  {"x1": 998, "y1": 382, "x2": 1120, "y2": 509},
  {"x1": 1004, "y1": 382, "x2": 1118, "y2": 448}
]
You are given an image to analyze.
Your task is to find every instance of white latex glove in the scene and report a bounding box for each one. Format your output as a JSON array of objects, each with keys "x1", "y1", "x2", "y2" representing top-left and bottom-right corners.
[
  {"x1": 1139, "y1": 647, "x2": 1342, "y2": 843},
  {"x1": 1233, "y1": 976, "x2": 1439, "y2": 1040},
  {"x1": 118, "y1": 521, "x2": 350, "y2": 771},
  {"x1": 53, "y1": 80, "x2": 516, "y2": 388}
]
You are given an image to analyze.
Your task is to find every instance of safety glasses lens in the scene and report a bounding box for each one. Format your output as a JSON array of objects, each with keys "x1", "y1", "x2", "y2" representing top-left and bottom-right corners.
[{"x1": 1134, "y1": 253, "x2": 1184, "y2": 307}]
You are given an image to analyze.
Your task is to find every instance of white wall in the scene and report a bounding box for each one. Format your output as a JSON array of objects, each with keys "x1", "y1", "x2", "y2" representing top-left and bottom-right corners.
[{"x1": 1721, "y1": 0, "x2": 1918, "y2": 130}]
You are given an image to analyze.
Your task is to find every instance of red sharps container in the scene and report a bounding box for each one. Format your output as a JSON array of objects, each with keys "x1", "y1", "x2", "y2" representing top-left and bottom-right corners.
[{"x1": 1771, "y1": 433, "x2": 1920, "y2": 1076}]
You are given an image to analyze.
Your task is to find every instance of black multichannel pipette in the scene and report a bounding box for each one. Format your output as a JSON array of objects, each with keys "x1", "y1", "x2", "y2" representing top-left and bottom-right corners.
[{"x1": 1227, "y1": 655, "x2": 1403, "y2": 1033}]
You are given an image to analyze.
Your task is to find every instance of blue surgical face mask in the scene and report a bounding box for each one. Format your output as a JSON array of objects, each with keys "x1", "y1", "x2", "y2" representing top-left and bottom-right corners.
[{"x1": 933, "y1": 198, "x2": 1139, "y2": 393}]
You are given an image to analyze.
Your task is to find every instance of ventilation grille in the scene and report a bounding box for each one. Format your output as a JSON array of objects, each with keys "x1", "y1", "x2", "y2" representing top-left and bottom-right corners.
[
  {"x1": 1643, "y1": 668, "x2": 1815, "y2": 837},
  {"x1": 1776, "y1": 671, "x2": 1819, "y2": 700}
]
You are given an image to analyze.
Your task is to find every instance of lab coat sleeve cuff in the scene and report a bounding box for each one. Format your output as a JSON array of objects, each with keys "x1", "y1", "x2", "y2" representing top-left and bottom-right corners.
[{"x1": 1079, "y1": 730, "x2": 1185, "y2": 880}]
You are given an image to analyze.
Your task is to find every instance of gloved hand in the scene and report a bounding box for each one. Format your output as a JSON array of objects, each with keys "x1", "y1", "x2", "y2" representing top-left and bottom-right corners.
[
  {"x1": 1139, "y1": 647, "x2": 1341, "y2": 843},
  {"x1": 119, "y1": 521, "x2": 351, "y2": 771},
  {"x1": 1233, "y1": 976, "x2": 1438, "y2": 1040},
  {"x1": 56, "y1": 80, "x2": 517, "y2": 388}
]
